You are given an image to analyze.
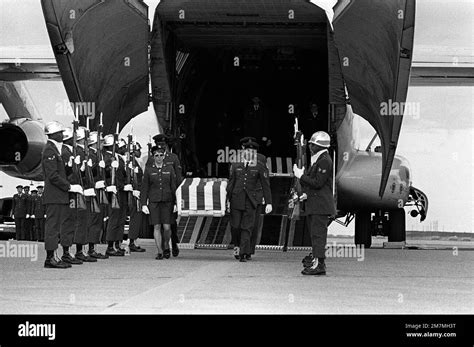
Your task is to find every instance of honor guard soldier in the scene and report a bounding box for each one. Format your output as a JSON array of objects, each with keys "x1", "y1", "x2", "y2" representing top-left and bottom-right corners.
[
  {"x1": 128, "y1": 141, "x2": 146, "y2": 252},
  {"x1": 85, "y1": 131, "x2": 108, "y2": 259},
  {"x1": 227, "y1": 138, "x2": 273, "y2": 262},
  {"x1": 23, "y1": 186, "x2": 33, "y2": 240},
  {"x1": 141, "y1": 144, "x2": 177, "y2": 259},
  {"x1": 293, "y1": 131, "x2": 336, "y2": 276},
  {"x1": 12, "y1": 185, "x2": 27, "y2": 240},
  {"x1": 61, "y1": 127, "x2": 85, "y2": 265},
  {"x1": 103, "y1": 135, "x2": 127, "y2": 256},
  {"x1": 32, "y1": 186, "x2": 46, "y2": 242},
  {"x1": 150, "y1": 134, "x2": 183, "y2": 256},
  {"x1": 42, "y1": 121, "x2": 83, "y2": 269}
]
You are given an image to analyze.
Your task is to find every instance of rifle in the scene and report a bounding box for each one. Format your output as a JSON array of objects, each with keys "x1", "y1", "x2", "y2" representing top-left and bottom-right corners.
[
  {"x1": 110, "y1": 122, "x2": 120, "y2": 209},
  {"x1": 125, "y1": 129, "x2": 134, "y2": 210},
  {"x1": 84, "y1": 117, "x2": 101, "y2": 213},
  {"x1": 96, "y1": 113, "x2": 109, "y2": 205},
  {"x1": 287, "y1": 116, "x2": 306, "y2": 220},
  {"x1": 72, "y1": 113, "x2": 87, "y2": 210},
  {"x1": 130, "y1": 132, "x2": 141, "y2": 211}
]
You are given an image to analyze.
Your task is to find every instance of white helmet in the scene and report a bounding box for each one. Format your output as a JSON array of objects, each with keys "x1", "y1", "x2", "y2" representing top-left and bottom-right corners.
[
  {"x1": 117, "y1": 138, "x2": 127, "y2": 148},
  {"x1": 88, "y1": 131, "x2": 98, "y2": 145},
  {"x1": 308, "y1": 131, "x2": 331, "y2": 148},
  {"x1": 44, "y1": 121, "x2": 64, "y2": 135},
  {"x1": 62, "y1": 127, "x2": 73, "y2": 140},
  {"x1": 76, "y1": 126, "x2": 86, "y2": 141},
  {"x1": 103, "y1": 134, "x2": 115, "y2": 147}
]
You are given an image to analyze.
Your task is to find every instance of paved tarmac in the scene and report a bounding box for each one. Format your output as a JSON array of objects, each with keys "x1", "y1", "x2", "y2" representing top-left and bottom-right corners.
[{"x1": 0, "y1": 240, "x2": 472, "y2": 314}]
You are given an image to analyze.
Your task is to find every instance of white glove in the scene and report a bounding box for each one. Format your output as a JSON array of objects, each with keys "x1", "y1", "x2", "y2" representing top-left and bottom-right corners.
[
  {"x1": 99, "y1": 160, "x2": 105, "y2": 169},
  {"x1": 142, "y1": 205, "x2": 150, "y2": 214},
  {"x1": 74, "y1": 155, "x2": 81, "y2": 165},
  {"x1": 87, "y1": 159, "x2": 93, "y2": 167},
  {"x1": 95, "y1": 180, "x2": 105, "y2": 189},
  {"x1": 80, "y1": 161, "x2": 86, "y2": 172},
  {"x1": 293, "y1": 164, "x2": 305, "y2": 179},
  {"x1": 134, "y1": 167, "x2": 139, "y2": 173},
  {"x1": 123, "y1": 184, "x2": 133, "y2": 192},
  {"x1": 262, "y1": 137, "x2": 267, "y2": 142},
  {"x1": 68, "y1": 156, "x2": 74, "y2": 167},
  {"x1": 173, "y1": 205, "x2": 177, "y2": 213},
  {"x1": 132, "y1": 190, "x2": 140, "y2": 199},
  {"x1": 106, "y1": 185, "x2": 117, "y2": 194},
  {"x1": 26, "y1": 214, "x2": 30, "y2": 218},
  {"x1": 84, "y1": 188, "x2": 96, "y2": 197},
  {"x1": 31, "y1": 215, "x2": 35, "y2": 219},
  {"x1": 111, "y1": 160, "x2": 119, "y2": 169},
  {"x1": 44, "y1": 214, "x2": 47, "y2": 218},
  {"x1": 265, "y1": 204, "x2": 273, "y2": 214},
  {"x1": 128, "y1": 162, "x2": 134, "y2": 169},
  {"x1": 69, "y1": 184, "x2": 84, "y2": 194}
]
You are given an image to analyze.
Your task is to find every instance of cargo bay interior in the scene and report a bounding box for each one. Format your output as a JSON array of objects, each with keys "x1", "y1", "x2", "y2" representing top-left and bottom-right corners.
[{"x1": 154, "y1": 1, "x2": 332, "y2": 246}]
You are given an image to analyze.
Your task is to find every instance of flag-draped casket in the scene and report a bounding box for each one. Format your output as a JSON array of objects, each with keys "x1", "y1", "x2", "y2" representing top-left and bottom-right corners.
[{"x1": 176, "y1": 178, "x2": 228, "y2": 217}]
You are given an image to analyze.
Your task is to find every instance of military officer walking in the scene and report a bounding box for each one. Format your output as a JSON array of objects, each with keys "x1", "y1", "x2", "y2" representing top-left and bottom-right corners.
[
  {"x1": 293, "y1": 131, "x2": 336, "y2": 276},
  {"x1": 227, "y1": 138, "x2": 272, "y2": 262},
  {"x1": 12, "y1": 185, "x2": 27, "y2": 240},
  {"x1": 42, "y1": 121, "x2": 84, "y2": 269}
]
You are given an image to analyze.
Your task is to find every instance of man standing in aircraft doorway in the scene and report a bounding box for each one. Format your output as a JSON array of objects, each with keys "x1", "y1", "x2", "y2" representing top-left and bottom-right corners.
[
  {"x1": 242, "y1": 96, "x2": 271, "y2": 157},
  {"x1": 293, "y1": 131, "x2": 335, "y2": 276}
]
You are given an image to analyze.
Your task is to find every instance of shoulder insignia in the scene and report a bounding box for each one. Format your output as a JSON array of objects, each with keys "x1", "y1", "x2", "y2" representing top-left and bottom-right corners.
[{"x1": 322, "y1": 169, "x2": 327, "y2": 173}]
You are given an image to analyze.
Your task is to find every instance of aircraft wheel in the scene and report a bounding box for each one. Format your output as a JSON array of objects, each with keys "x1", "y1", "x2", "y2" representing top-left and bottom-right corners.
[
  {"x1": 355, "y1": 211, "x2": 372, "y2": 248},
  {"x1": 388, "y1": 209, "x2": 406, "y2": 242}
]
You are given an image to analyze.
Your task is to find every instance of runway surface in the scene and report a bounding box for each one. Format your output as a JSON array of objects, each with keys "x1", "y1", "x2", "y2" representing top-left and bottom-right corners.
[{"x1": 0, "y1": 240, "x2": 472, "y2": 314}]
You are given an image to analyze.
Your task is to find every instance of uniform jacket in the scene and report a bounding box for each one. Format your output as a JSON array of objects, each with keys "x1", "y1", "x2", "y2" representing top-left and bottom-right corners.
[
  {"x1": 226, "y1": 158, "x2": 272, "y2": 210},
  {"x1": 300, "y1": 150, "x2": 336, "y2": 216},
  {"x1": 30, "y1": 195, "x2": 45, "y2": 217},
  {"x1": 104, "y1": 151, "x2": 126, "y2": 190},
  {"x1": 42, "y1": 140, "x2": 71, "y2": 205},
  {"x1": 242, "y1": 104, "x2": 269, "y2": 141},
  {"x1": 140, "y1": 163, "x2": 177, "y2": 204},
  {"x1": 12, "y1": 193, "x2": 28, "y2": 218},
  {"x1": 146, "y1": 151, "x2": 183, "y2": 185}
]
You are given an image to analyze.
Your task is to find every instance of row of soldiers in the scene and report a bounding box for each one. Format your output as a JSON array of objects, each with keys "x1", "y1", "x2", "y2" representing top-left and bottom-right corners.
[
  {"x1": 12, "y1": 185, "x2": 45, "y2": 241},
  {"x1": 41, "y1": 120, "x2": 182, "y2": 269}
]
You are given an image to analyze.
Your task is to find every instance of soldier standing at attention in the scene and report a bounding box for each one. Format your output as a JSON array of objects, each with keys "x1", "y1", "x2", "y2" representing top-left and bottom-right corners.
[
  {"x1": 128, "y1": 141, "x2": 146, "y2": 252},
  {"x1": 42, "y1": 121, "x2": 83, "y2": 269},
  {"x1": 12, "y1": 185, "x2": 26, "y2": 240},
  {"x1": 33, "y1": 185, "x2": 46, "y2": 242},
  {"x1": 226, "y1": 138, "x2": 272, "y2": 262},
  {"x1": 23, "y1": 186, "x2": 33, "y2": 241},
  {"x1": 293, "y1": 131, "x2": 336, "y2": 276},
  {"x1": 141, "y1": 144, "x2": 177, "y2": 260}
]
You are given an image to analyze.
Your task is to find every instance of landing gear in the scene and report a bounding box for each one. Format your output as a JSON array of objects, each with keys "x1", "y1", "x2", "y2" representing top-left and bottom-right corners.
[
  {"x1": 354, "y1": 211, "x2": 372, "y2": 248},
  {"x1": 388, "y1": 209, "x2": 406, "y2": 242}
]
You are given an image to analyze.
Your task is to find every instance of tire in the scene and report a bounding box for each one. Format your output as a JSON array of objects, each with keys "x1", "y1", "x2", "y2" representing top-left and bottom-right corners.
[
  {"x1": 388, "y1": 209, "x2": 406, "y2": 242},
  {"x1": 355, "y1": 211, "x2": 372, "y2": 248}
]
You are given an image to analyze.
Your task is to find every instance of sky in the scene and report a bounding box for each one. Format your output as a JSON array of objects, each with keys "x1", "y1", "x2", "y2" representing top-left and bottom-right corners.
[{"x1": 0, "y1": 0, "x2": 472, "y2": 233}]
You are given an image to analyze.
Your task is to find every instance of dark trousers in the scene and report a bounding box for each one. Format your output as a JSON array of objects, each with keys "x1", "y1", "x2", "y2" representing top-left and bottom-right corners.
[
  {"x1": 87, "y1": 206, "x2": 104, "y2": 245},
  {"x1": 306, "y1": 214, "x2": 330, "y2": 259},
  {"x1": 128, "y1": 201, "x2": 142, "y2": 240},
  {"x1": 171, "y1": 212, "x2": 179, "y2": 248},
  {"x1": 73, "y1": 208, "x2": 88, "y2": 246},
  {"x1": 44, "y1": 204, "x2": 70, "y2": 251},
  {"x1": 250, "y1": 204, "x2": 264, "y2": 255},
  {"x1": 34, "y1": 218, "x2": 45, "y2": 241},
  {"x1": 230, "y1": 201, "x2": 256, "y2": 256},
  {"x1": 14, "y1": 217, "x2": 25, "y2": 240},
  {"x1": 25, "y1": 218, "x2": 33, "y2": 240},
  {"x1": 60, "y1": 206, "x2": 76, "y2": 247},
  {"x1": 106, "y1": 191, "x2": 127, "y2": 242}
]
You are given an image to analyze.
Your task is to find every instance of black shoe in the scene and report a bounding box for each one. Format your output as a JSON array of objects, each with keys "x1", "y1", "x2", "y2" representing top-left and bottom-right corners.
[
  {"x1": 44, "y1": 258, "x2": 70, "y2": 269},
  {"x1": 88, "y1": 250, "x2": 109, "y2": 259},
  {"x1": 155, "y1": 253, "x2": 163, "y2": 260},
  {"x1": 116, "y1": 247, "x2": 125, "y2": 255},
  {"x1": 302, "y1": 253, "x2": 313, "y2": 264},
  {"x1": 163, "y1": 249, "x2": 171, "y2": 259},
  {"x1": 239, "y1": 255, "x2": 247, "y2": 262},
  {"x1": 61, "y1": 253, "x2": 83, "y2": 265},
  {"x1": 75, "y1": 252, "x2": 97, "y2": 262},
  {"x1": 106, "y1": 248, "x2": 123, "y2": 257},
  {"x1": 301, "y1": 263, "x2": 326, "y2": 276},
  {"x1": 245, "y1": 254, "x2": 252, "y2": 260},
  {"x1": 172, "y1": 246, "x2": 179, "y2": 257},
  {"x1": 129, "y1": 244, "x2": 145, "y2": 253}
]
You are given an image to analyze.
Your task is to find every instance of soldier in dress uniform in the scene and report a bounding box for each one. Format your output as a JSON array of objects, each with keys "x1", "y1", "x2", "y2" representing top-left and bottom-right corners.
[
  {"x1": 42, "y1": 121, "x2": 83, "y2": 269},
  {"x1": 226, "y1": 138, "x2": 273, "y2": 262},
  {"x1": 85, "y1": 131, "x2": 108, "y2": 259},
  {"x1": 150, "y1": 134, "x2": 183, "y2": 257},
  {"x1": 293, "y1": 131, "x2": 336, "y2": 276},
  {"x1": 12, "y1": 185, "x2": 27, "y2": 240},
  {"x1": 103, "y1": 135, "x2": 127, "y2": 256},
  {"x1": 60, "y1": 127, "x2": 86, "y2": 265},
  {"x1": 23, "y1": 186, "x2": 33, "y2": 241},
  {"x1": 141, "y1": 144, "x2": 177, "y2": 260},
  {"x1": 32, "y1": 186, "x2": 46, "y2": 242},
  {"x1": 128, "y1": 141, "x2": 146, "y2": 252}
]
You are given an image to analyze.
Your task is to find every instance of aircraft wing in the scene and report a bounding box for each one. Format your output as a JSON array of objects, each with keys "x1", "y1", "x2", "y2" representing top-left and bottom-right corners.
[
  {"x1": 40, "y1": 0, "x2": 150, "y2": 133},
  {"x1": 332, "y1": 0, "x2": 415, "y2": 197}
]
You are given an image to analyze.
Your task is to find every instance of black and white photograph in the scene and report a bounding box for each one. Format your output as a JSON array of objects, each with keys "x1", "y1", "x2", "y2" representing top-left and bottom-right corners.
[{"x1": 0, "y1": 0, "x2": 472, "y2": 344}]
